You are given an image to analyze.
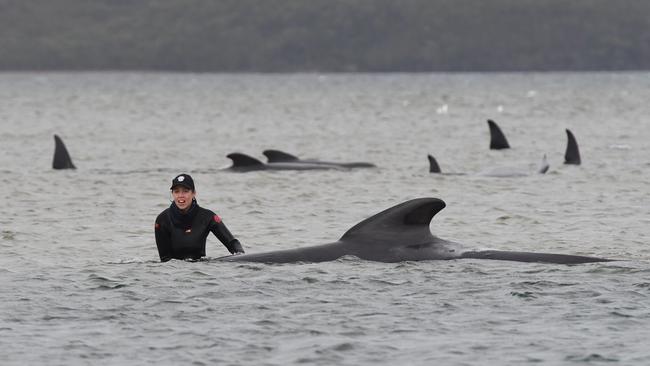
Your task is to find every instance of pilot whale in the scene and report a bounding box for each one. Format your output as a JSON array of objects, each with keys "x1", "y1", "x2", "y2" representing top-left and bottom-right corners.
[
  {"x1": 488, "y1": 119, "x2": 510, "y2": 150},
  {"x1": 219, "y1": 198, "x2": 611, "y2": 264},
  {"x1": 427, "y1": 154, "x2": 549, "y2": 177},
  {"x1": 53, "y1": 134, "x2": 76, "y2": 169},
  {"x1": 226, "y1": 153, "x2": 343, "y2": 172},
  {"x1": 263, "y1": 149, "x2": 376, "y2": 168}
]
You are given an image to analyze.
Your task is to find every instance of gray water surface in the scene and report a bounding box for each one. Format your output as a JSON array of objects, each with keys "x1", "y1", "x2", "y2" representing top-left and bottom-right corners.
[{"x1": 1, "y1": 72, "x2": 649, "y2": 365}]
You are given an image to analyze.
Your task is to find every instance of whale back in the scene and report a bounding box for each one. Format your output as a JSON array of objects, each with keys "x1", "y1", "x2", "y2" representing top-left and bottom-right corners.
[
  {"x1": 264, "y1": 149, "x2": 376, "y2": 168},
  {"x1": 218, "y1": 197, "x2": 612, "y2": 264}
]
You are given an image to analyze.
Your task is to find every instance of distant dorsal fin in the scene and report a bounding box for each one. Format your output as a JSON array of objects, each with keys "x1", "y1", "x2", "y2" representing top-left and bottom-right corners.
[
  {"x1": 537, "y1": 154, "x2": 549, "y2": 174},
  {"x1": 427, "y1": 154, "x2": 441, "y2": 173},
  {"x1": 263, "y1": 149, "x2": 300, "y2": 163},
  {"x1": 226, "y1": 153, "x2": 264, "y2": 167},
  {"x1": 564, "y1": 129, "x2": 581, "y2": 165},
  {"x1": 488, "y1": 119, "x2": 510, "y2": 150},
  {"x1": 52, "y1": 134, "x2": 76, "y2": 169},
  {"x1": 340, "y1": 198, "x2": 446, "y2": 244}
]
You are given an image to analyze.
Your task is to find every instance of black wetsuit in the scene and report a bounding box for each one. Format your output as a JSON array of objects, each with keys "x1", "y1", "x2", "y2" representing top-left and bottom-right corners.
[{"x1": 155, "y1": 200, "x2": 244, "y2": 262}]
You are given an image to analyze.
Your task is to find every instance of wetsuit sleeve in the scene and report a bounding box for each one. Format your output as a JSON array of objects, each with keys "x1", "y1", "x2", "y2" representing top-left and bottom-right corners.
[
  {"x1": 209, "y1": 214, "x2": 245, "y2": 254},
  {"x1": 155, "y1": 213, "x2": 173, "y2": 262}
]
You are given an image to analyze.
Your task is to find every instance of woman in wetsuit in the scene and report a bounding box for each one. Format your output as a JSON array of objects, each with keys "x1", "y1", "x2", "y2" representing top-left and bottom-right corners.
[{"x1": 154, "y1": 173, "x2": 244, "y2": 262}]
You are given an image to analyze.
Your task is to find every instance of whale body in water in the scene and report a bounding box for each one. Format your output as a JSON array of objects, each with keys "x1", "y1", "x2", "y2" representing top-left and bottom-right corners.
[
  {"x1": 427, "y1": 154, "x2": 549, "y2": 177},
  {"x1": 218, "y1": 198, "x2": 611, "y2": 264},
  {"x1": 225, "y1": 153, "x2": 344, "y2": 172},
  {"x1": 263, "y1": 149, "x2": 376, "y2": 169}
]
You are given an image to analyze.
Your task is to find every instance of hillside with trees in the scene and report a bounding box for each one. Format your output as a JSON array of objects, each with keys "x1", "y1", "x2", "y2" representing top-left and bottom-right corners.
[{"x1": 0, "y1": 0, "x2": 648, "y2": 72}]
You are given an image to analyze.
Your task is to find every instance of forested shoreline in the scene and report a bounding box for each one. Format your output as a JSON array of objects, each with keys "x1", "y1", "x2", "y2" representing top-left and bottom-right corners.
[{"x1": 1, "y1": 0, "x2": 649, "y2": 72}]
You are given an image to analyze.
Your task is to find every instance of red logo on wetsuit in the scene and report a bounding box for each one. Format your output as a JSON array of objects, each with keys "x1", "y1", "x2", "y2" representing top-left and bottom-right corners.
[
  {"x1": 155, "y1": 223, "x2": 160, "y2": 230},
  {"x1": 213, "y1": 215, "x2": 222, "y2": 223}
]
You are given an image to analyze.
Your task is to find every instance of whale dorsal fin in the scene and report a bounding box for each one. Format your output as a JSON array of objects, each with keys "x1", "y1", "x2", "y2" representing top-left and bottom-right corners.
[
  {"x1": 564, "y1": 129, "x2": 581, "y2": 165},
  {"x1": 488, "y1": 119, "x2": 510, "y2": 150},
  {"x1": 226, "y1": 153, "x2": 264, "y2": 168},
  {"x1": 427, "y1": 154, "x2": 441, "y2": 173},
  {"x1": 52, "y1": 134, "x2": 76, "y2": 169},
  {"x1": 340, "y1": 198, "x2": 445, "y2": 244},
  {"x1": 263, "y1": 149, "x2": 299, "y2": 163},
  {"x1": 537, "y1": 154, "x2": 549, "y2": 174}
]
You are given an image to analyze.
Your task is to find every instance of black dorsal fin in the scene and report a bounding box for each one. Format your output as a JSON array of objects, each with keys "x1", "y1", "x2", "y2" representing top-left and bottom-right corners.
[
  {"x1": 340, "y1": 198, "x2": 446, "y2": 244},
  {"x1": 226, "y1": 153, "x2": 264, "y2": 167},
  {"x1": 263, "y1": 149, "x2": 300, "y2": 163},
  {"x1": 487, "y1": 119, "x2": 510, "y2": 150},
  {"x1": 52, "y1": 134, "x2": 76, "y2": 169},
  {"x1": 564, "y1": 129, "x2": 581, "y2": 165},
  {"x1": 427, "y1": 154, "x2": 441, "y2": 173}
]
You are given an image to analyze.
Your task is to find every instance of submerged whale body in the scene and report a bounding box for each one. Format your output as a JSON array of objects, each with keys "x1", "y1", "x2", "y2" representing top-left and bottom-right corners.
[
  {"x1": 226, "y1": 153, "x2": 343, "y2": 172},
  {"x1": 488, "y1": 119, "x2": 510, "y2": 150},
  {"x1": 427, "y1": 154, "x2": 549, "y2": 177},
  {"x1": 263, "y1": 149, "x2": 376, "y2": 169},
  {"x1": 52, "y1": 134, "x2": 76, "y2": 169},
  {"x1": 219, "y1": 198, "x2": 611, "y2": 264}
]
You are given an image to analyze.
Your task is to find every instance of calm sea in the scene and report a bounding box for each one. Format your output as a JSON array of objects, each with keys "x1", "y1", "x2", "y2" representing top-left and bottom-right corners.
[{"x1": 1, "y1": 72, "x2": 649, "y2": 365}]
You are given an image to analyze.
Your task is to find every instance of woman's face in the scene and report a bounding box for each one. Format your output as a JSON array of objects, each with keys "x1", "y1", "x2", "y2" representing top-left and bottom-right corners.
[{"x1": 171, "y1": 186, "x2": 195, "y2": 211}]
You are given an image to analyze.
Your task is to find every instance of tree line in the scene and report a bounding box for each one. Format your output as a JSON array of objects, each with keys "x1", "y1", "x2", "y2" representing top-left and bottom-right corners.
[{"x1": 1, "y1": 0, "x2": 649, "y2": 72}]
